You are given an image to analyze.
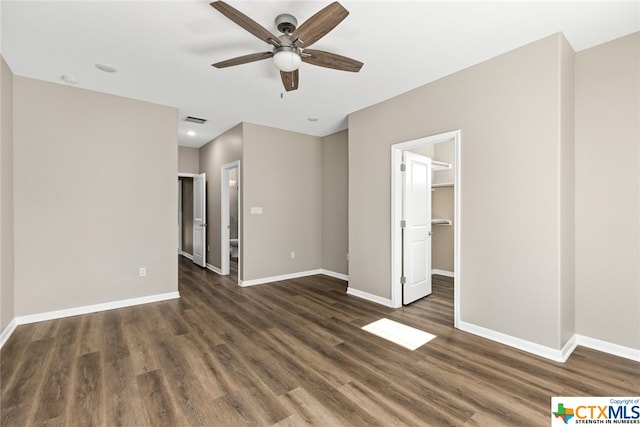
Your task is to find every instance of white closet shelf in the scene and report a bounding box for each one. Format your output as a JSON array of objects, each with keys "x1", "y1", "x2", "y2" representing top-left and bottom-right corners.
[
  {"x1": 432, "y1": 160, "x2": 452, "y2": 171},
  {"x1": 432, "y1": 182, "x2": 454, "y2": 188},
  {"x1": 431, "y1": 219, "x2": 452, "y2": 225}
]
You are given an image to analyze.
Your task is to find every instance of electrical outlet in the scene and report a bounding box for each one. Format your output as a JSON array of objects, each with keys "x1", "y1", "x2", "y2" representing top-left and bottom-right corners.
[
  {"x1": 290, "y1": 251, "x2": 295, "y2": 259},
  {"x1": 139, "y1": 267, "x2": 146, "y2": 277}
]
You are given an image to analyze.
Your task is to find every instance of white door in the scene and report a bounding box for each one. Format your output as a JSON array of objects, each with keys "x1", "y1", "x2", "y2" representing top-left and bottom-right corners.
[
  {"x1": 193, "y1": 173, "x2": 206, "y2": 267},
  {"x1": 402, "y1": 152, "x2": 432, "y2": 304}
]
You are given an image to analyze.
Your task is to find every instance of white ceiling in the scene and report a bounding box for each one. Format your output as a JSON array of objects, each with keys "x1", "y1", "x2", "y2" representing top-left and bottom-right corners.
[{"x1": 2, "y1": 1, "x2": 639, "y2": 147}]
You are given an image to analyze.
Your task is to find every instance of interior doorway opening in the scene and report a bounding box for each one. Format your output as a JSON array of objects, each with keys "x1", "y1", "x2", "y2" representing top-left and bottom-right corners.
[
  {"x1": 391, "y1": 130, "x2": 461, "y2": 327},
  {"x1": 221, "y1": 161, "x2": 241, "y2": 280},
  {"x1": 178, "y1": 174, "x2": 195, "y2": 260},
  {"x1": 178, "y1": 173, "x2": 207, "y2": 268}
]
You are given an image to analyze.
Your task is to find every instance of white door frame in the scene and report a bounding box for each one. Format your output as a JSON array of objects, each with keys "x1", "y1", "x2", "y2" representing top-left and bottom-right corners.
[
  {"x1": 221, "y1": 161, "x2": 241, "y2": 278},
  {"x1": 391, "y1": 130, "x2": 461, "y2": 327}
]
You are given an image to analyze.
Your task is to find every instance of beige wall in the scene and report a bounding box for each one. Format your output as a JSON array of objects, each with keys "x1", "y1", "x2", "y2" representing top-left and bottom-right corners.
[
  {"x1": 1, "y1": 56, "x2": 15, "y2": 332},
  {"x1": 178, "y1": 146, "x2": 199, "y2": 174},
  {"x1": 575, "y1": 32, "x2": 640, "y2": 350},
  {"x1": 199, "y1": 124, "x2": 243, "y2": 273},
  {"x1": 321, "y1": 130, "x2": 349, "y2": 276},
  {"x1": 201, "y1": 123, "x2": 344, "y2": 281},
  {"x1": 559, "y1": 36, "x2": 576, "y2": 347},
  {"x1": 349, "y1": 33, "x2": 574, "y2": 350},
  {"x1": 13, "y1": 77, "x2": 178, "y2": 316},
  {"x1": 242, "y1": 123, "x2": 322, "y2": 281}
]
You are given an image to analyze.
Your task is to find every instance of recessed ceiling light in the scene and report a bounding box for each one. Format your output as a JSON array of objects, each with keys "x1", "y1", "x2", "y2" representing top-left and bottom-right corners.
[
  {"x1": 60, "y1": 75, "x2": 79, "y2": 85},
  {"x1": 95, "y1": 63, "x2": 117, "y2": 73},
  {"x1": 307, "y1": 117, "x2": 319, "y2": 122},
  {"x1": 187, "y1": 130, "x2": 196, "y2": 136}
]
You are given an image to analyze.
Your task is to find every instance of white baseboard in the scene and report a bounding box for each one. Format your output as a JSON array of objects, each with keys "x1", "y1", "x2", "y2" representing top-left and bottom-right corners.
[
  {"x1": 575, "y1": 334, "x2": 640, "y2": 362},
  {"x1": 458, "y1": 320, "x2": 573, "y2": 362},
  {"x1": 561, "y1": 335, "x2": 579, "y2": 362},
  {"x1": 181, "y1": 252, "x2": 193, "y2": 261},
  {"x1": 458, "y1": 321, "x2": 640, "y2": 363},
  {"x1": 206, "y1": 263, "x2": 223, "y2": 275},
  {"x1": 346, "y1": 287, "x2": 394, "y2": 307},
  {"x1": 0, "y1": 318, "x2": 17, "y2": 349},
  {"x1": 239, "y1": 269, "x2": 323, "y2": 287},
  {"x1": 432, "y1": 269, "x2": 454, "y2": 278},
  {"x1": 14, "y1": 291, "x2": 180, "y2": 325},
  {"x1": 321, "y1": 269, "x2": 348, "y2": 281}
]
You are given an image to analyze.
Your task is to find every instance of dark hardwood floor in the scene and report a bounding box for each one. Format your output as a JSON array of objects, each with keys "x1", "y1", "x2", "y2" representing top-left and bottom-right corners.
[{"x1": 1, "y1": 257, "x2": 638, "y2": 426}]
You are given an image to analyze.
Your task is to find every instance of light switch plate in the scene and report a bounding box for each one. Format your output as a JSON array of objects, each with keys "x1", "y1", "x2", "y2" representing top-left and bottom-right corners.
[{"x1": 250, "y1": 207, "x2": 263, "y2": 215}]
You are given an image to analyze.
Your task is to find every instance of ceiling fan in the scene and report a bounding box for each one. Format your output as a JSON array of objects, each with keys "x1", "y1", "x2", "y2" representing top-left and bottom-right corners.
[{"x1": 209, "y1": 1, "x2": 363, "y2": 91}]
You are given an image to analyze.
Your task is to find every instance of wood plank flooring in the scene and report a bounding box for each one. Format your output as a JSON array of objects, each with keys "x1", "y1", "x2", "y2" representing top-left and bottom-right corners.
[{"x1": 1, "y1": 258, "x2": 638, "y2": 426}]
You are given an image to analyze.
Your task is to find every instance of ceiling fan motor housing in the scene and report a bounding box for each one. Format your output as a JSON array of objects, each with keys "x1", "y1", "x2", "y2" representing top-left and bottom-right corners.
[{"x1": 275, "y1": 13, "x2": 297, "y2": 34}]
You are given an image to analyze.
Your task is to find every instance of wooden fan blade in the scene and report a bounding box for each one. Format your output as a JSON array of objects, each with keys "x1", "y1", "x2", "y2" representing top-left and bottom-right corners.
[
  {"x1": 301, "y1": 49, "x2": 363, "y2": 72},
  {"x1": 212, "y1": 52, "x2": 273, "y2": 68},
  {"x1": 280, "y1": 70, "x2": 299, "y2": 91},
  {"x1": 290, "y1": 2, "x2": 348, "y2": 47},
  {"x1": 210, "y1": 1, "x2": 281, "y2": 47}
]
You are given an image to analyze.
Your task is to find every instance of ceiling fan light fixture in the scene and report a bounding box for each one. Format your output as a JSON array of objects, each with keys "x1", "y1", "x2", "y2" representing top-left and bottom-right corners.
[
  {"x1": 209, "y1": 1, "x2": 361, "y2": 90},
  {"x1": 273, "y1": 46, "x2": 301, "y2": 72}
]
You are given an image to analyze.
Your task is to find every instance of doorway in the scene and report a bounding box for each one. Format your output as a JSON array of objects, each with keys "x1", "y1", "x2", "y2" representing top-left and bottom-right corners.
[
  {"x1": 221, "y1": 161, "x2": 240, "y2": 278},
  {"x1": 178, "y1": 175, "x2": 195, "y2": 260},
  {"x1": 391, "y1": 130, "x2": 461, "y2": 327},
  {"x1": 178, "y1": 173, "x2": 207, "y2": 268}
]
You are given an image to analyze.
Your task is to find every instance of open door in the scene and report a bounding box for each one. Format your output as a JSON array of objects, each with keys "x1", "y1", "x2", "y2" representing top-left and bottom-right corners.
[
  {"x1": 193, "y1": 173, "x2": 206, "y2": 268},
  {"x1": 402, "y1": 152, "x2": 432, "y2": 304}
]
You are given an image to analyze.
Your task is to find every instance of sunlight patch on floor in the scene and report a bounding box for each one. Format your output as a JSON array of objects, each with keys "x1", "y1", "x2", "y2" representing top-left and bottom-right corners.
[{"x1": 362, "y1": 318, "x2": 436, "y2": 351}]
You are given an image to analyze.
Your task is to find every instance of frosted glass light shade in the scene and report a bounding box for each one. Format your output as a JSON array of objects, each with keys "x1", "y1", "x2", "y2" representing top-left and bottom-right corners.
[{"x1": 273, "y1": 48, "x2": 301, "y2": 72}]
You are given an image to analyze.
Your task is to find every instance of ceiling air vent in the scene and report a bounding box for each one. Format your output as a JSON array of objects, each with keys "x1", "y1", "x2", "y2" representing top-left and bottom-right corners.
[{"x1": 184, "y1": 116, "x2": 207, "y2": 124}]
